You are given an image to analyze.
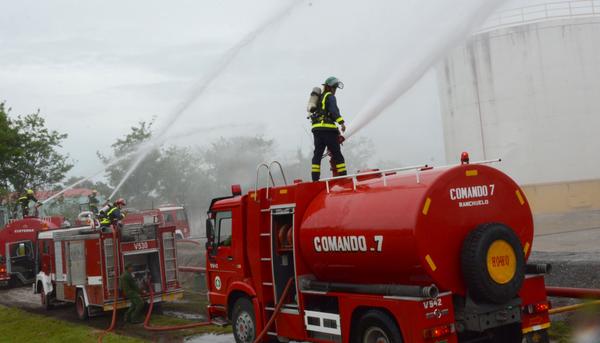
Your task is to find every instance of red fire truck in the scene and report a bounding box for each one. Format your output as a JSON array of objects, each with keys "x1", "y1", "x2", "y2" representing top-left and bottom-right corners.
[
  {"x1": 204, "y1": 159, "x2": 551, "y2": 343},
  {"x1": 0, "y1": 216, "x2": 64, "y2": 286},
  {"x1": 34, "y1": 216, "x2": 184, "y2": 319},
  {"x1": 125, "y1": 206, "x2": 191, "y2": 239},
  {"x1": 158, "y1": 205, "x2": 191, "y2": 239}
]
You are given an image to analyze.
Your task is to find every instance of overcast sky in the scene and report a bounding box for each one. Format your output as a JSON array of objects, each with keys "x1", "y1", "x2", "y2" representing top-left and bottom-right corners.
[{"x1": 0, "y1": 0, "x2": 530, "y2": 179}]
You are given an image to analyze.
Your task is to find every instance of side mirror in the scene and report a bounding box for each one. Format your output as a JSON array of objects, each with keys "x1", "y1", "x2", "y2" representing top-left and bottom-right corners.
[{"x1": 206, "y1": 218, "x2": 214, "y2": 242}]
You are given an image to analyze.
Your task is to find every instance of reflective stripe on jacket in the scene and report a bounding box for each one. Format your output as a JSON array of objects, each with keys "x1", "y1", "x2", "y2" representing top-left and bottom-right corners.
[{"x1": 311, "y1": 92, "x2": 345, "y2": 130}]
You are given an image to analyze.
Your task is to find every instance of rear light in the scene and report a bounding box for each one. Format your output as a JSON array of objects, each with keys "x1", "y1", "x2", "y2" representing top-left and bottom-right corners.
[
  {"x1": 525, "y1": 302, "x2": 550, "y2": 314},
  {"x1": 423, "y1": 324, "x2": 455, "y2": 339},
  {"x1": 0, "y1": 267, "x2": 5, "y2": 273}
]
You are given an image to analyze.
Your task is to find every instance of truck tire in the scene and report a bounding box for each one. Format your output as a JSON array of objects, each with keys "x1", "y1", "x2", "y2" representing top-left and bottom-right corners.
[
  {"x1": 352, "y1": 310, "x2": 403, "y2": 343},
  {"x1": 75, "y1": 290, "x2": 89, "y2": 320},
  {"x1": 232, "y1": 297, "x2": 256, "y2": 343},
  {"x1": 461, "y1": 223, "x2": 525, "y2": 304},
  {"x1": 40, "y1": 287, "x2": 53, "y2": 310}
]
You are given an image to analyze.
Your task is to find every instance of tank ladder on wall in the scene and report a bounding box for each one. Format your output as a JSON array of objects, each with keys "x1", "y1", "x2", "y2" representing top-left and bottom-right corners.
[{"x1": 255, "y1": 161, "x2": 289, "y2": 338}]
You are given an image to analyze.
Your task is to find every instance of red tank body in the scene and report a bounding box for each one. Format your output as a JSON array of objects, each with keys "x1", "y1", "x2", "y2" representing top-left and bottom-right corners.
[{"x1": 298, "y1": 164, "x2": 534, "y2": 296}]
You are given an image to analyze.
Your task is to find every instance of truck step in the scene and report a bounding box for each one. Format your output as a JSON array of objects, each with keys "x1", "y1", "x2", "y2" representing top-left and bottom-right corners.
[{"x1": 211, "y1": 317, "x2": 229, "y2": 327}]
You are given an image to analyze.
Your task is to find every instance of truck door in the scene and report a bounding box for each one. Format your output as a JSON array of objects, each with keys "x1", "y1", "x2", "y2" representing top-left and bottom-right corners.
[
  {"x1": 67, "y1": 241, "x2": 86, "y2": 285},
  {"x1": 6, "y1": 240, "x2": 35, "y2": 283},
  {"x1": 207, "y1": 209, "x2": 237, "y2": 303}
]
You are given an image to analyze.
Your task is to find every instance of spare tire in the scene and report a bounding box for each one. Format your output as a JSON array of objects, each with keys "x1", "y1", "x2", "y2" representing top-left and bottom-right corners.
[{"x1": 461, "y1": 223, "x2": 525, "y2": 304}]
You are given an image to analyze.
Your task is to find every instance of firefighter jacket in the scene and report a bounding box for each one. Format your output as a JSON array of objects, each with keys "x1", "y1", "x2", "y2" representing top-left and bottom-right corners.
[
  {"x1": 88, "y1": 195, "x2": 99, "y2": 207},
  {"x1": 100, "y1": 206, "x2": 124, "y2": 226},
  {"x1": 311, "y1": 92, "x2": 345, "y2": 131},
  {"x1": 120, "y1": 272, "x2": 141, "y2": 298},
  {"x1": 17, "y1": 194, "x2": 38, "y2": 208}
]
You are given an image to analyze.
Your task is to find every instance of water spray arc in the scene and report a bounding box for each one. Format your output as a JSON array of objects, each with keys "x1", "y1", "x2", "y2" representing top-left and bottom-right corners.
[
  {"x1": 108, "y1": 0, "x2": 302, "y2": 199},
  {"x1": 344, "y1": 0, "x2": 506, "y2": 140}
]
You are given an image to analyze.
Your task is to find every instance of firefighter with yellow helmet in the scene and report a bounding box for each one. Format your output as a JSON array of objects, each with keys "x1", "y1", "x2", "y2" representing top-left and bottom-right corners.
[{"x1": 16, "y1": 189, "x2": 42, "y2": 217}]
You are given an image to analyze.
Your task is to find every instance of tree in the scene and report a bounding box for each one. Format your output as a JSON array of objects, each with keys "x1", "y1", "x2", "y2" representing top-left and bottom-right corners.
[
  {"x1": 285, "y1": 137, "x2": 377, "y2": 181},
  {"x1": 0, "y1": 103, "x2": 20, "y2": 195},
  {"x1": 99, "y1": 121, "x2": 162, "y2": 208},
  {"x1": 202, "y1": 136, "x2": 274, "y2": 193},
  {"x1": 3, "y1": 109, "x2": 73, "y2": 192}
]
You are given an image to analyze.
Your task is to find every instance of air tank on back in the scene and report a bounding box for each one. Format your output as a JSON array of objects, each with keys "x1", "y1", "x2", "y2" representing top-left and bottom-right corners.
[{"x1": 297, "y1": 163, "x2": 534, "y2": 299}]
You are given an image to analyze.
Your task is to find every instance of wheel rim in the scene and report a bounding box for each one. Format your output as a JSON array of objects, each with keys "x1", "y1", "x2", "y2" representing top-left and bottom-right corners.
[
  {"x1": 363, "y1": 327, "x2": 390, "y2": 343},
  {"x1": 235, "y1": 311, "x2": 255, "y2": 343}
]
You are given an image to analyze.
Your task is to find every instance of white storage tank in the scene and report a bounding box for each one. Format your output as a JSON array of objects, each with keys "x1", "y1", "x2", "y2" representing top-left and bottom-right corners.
[{"x1": 437, "y1": 0, "x2": 600, "y2": 185}]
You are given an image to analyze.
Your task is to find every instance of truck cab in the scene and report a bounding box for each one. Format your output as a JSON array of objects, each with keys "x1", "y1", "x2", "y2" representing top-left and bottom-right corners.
[
  {"x1": 159, "y1": 205, "x2": 191, "y2": 239},
  {"x1": 205, "y1": 192, "x2": 246, "y2": 316},
  {"x1": 0, "y1": 217, "x2": 63, "y2": 286}
]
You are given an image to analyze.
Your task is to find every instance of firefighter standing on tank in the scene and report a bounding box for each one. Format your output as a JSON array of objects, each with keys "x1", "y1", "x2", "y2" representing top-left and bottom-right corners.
[
  {"x1": 120, "y1": 263, "x2": 144, "y2": 324},
  {"x1": 16, "y1": 189, "x2": 42, "y2": 217},
  {"x1": 310, "y1": 77, "x2": 347, "y2": 181},
  {"x1": 99, "y1": 198, "x2": 126, "y2": 230},
  {"x1": 88, "y1": 189, "x2": 100, "y2": 216}
]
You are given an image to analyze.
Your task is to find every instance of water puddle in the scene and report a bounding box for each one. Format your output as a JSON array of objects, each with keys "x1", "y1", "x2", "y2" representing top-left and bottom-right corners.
[
  {"x1": 163, "y1": 310, "x2": 205, "y2": 321},
  {"x1": 184, "y1": 333, "x2": 234, "y2": 343}
]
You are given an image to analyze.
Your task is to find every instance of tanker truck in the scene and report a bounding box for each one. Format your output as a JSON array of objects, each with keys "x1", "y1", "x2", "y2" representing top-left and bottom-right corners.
[{"x1": 204, "y1": 158, "x2": 551, "y2": 343}]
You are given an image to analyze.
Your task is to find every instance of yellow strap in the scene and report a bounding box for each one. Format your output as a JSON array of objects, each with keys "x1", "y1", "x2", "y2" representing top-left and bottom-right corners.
[
  {"x1": 312, "y1": 123, "x2": 338, "y2": 129},
  {"x1": 107, "y1": 207, "x2": 117, "y2": 216},
  {"x1": 321, "y1": 92, "x2": 332, "y2": 110},
  {"x1": 336, "y1": 117, "x2": 344, "y2": 123}
]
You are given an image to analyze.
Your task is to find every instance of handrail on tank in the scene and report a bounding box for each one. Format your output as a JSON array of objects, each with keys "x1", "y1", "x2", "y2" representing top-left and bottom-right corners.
[
  {"x1": 254, "y1": 163, "x2": 272, "y2": 202},
  {"x1": 254, "y1": 161, "x2": 288, "y2": 201},
  {"x1": 433, "y1": 158, "x2": 502, "y2": 170},
  {"x1": 320, "y1": 158, "x2": 502, "y2": 194},
  {"x1": 321, "y1": 165, "x2": 429, "y2": 194},
  {"x1": 268, "y1": 161, "x2": 288, "y2": 186},
  {"x1": 478, "y1": 0, "x2": 600, "y2": 33}
]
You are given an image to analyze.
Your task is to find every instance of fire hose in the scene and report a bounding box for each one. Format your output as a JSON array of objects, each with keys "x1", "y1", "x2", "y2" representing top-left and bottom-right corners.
[
  {"x1": 546, "y1": 286, "x2": 600, "y2": 315},
  {"x1": 98, "y1": 225, "x2": 120, "y2": 342},
  {"x1": 141, "y1": 276, "x2": 293, "y2": 342},
  {"x1": 253, "y1": 278, "x2": 294, "y2": 343},
  {"x1": 143, "y1": 280, "x2": 212, "y2": 331}
]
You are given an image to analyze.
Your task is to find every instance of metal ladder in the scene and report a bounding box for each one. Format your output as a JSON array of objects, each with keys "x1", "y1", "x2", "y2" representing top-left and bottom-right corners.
[{"x1": 254, "y1": 161, "x2": 289, "y2": 338}]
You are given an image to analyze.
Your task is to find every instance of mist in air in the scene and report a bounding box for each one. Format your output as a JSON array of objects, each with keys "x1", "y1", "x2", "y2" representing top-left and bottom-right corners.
[{"x1": 103, "y1": 0, "x2": 503, "y2": 199}]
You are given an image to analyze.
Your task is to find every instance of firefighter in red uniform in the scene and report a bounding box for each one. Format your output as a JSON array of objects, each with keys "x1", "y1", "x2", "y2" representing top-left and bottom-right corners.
[{"x1": 310, "y1": 77, "x2": 347, "y2": 181}]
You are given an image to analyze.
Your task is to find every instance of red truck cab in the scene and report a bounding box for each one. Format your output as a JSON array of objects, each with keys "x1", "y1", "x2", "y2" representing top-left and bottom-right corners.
[{"x1": 0, "y1": 216, "x2": 63, "y2": 286}]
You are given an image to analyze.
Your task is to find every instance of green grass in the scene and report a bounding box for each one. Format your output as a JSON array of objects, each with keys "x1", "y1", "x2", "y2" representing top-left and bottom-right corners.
[
  {"x1": 0, "y1": 305, "x2": 142, "y2": 343},
  {"x1": 548, "y1": 320, "x2": 571, "y2": 343}
]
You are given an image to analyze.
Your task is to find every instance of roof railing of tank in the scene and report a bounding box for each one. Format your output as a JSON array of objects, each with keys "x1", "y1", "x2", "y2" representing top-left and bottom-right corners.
[
  {"x1": 320, "y1": 158, "x2": 502, "y2": 194},
  {"x1": 321, "y1": 164, "x2": 428, "y2": 194},
  {"x1": 254, "y1": 161, "x2": 288, "y2": 201},
  {"x1": 478, "y1": 0, "x2": 600, "y2": 33}
]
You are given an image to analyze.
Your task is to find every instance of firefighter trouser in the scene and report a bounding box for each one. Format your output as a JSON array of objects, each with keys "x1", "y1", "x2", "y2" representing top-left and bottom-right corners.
[
  {"x1": 21, "y1": 204, "x2": 30, "y2": 217},
  {"x1": 311, "y1": 130, "x2": 346, "y2": 181},
  {"x1": 125, "y1": 293, "x2": 144, "y2": 323}
]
